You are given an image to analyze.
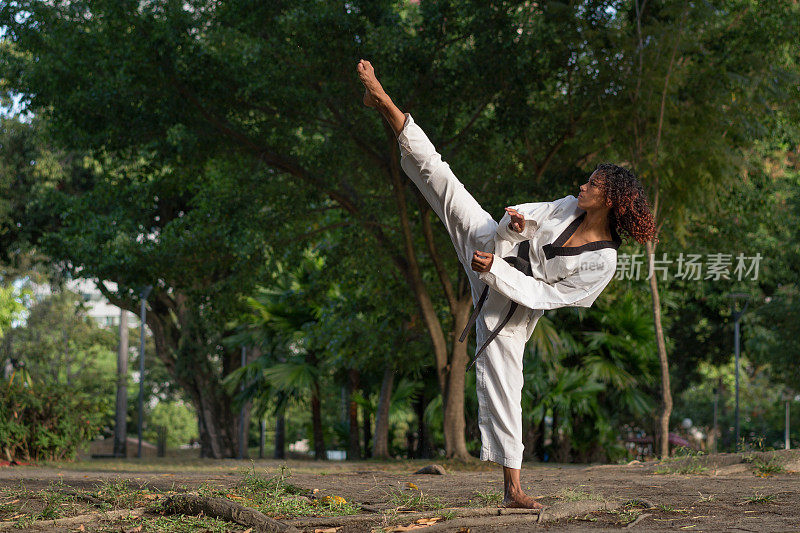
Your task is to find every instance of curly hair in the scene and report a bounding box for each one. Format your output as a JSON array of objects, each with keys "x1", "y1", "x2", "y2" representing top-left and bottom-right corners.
[{"x1": 594, "y1": 163, "x2": 658, "y2": 245}]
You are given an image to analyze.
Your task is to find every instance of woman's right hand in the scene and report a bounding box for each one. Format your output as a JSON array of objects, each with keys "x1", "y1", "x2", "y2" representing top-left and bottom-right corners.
[{"x1": 505, "y1": 207, "x2": 525, "y2": 233}]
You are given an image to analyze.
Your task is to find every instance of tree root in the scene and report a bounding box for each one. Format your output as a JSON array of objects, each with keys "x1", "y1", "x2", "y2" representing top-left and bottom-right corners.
[
  {"x1": 161, "y1": 493, "x2": 299, "y2": 533},
  {"x1": 0, "y1": 506, "x2": 146, "y2": 530},
  {"x1": 287, "y1": 505, "x2": 544, "y2": 528}
]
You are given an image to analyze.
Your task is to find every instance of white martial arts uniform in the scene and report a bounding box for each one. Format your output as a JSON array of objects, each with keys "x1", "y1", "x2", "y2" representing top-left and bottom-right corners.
[{"x1": 397, "y1": 114, "x2": 620, "y2": 469}]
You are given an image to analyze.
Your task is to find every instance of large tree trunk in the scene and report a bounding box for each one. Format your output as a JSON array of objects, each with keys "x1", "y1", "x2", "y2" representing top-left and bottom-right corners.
[
  {"x1": 307, "y1": 350, "x2": 326, "y2": 460},
  {"x1": 347, "y1": 369, "x2": 361, "y2": 461},
  {"x1": 441, "y1": 295, "x2": 473, "y2": 460},
  {"x1": 414, "y1": 387, "x2": 432, "y2": 459},
  {"x1": 647, "y1": 241, "x2": 672, "y2": 458},
  {"x1": 372, "y1": 367, "x2": 395, "y2": 459},
  {"x1": 274, "y1": 408, "x2": 286, "y2": 459},
  {"x1": 311, "y1": 381, "x2": 325, "y2": 460},
  {"x1": 362, "y1": 389, "x2": 372, "y2": 459},
  {"x1": 387, "y1": 138, "x2": 475, "y2": 461},
  {"x1": 101, "y1": 287, "x2": 249, "y2": 459}
]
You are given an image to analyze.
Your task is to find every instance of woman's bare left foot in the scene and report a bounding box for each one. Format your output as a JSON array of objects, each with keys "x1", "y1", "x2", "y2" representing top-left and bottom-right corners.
[
  {"x1": 500, "y1": 491, "x2": 545, "y2": 510},
  {"x1": 356, "y1": 59, "x2": 387, "y2": 108}
]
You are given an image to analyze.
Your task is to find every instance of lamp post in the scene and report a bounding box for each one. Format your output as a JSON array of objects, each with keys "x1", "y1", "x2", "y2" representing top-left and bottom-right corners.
[
  {"x1": 113, "y1": 309, "x2": 129, "y2": 458},
  {"x1": 785, "y1": 391, "x2": 792, "y2": 451},
  {"x1": 727, "y1": 293, "x2": 749, "y2": 448},
  {"x1": 137, "y1": 285, "x2": 153, "y2": 459}
]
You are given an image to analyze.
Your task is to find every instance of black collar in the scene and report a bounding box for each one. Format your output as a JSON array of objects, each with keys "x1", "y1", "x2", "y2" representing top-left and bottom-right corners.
[{"x1": 542, "y1": 212, "x2": 621, "y2": 260}]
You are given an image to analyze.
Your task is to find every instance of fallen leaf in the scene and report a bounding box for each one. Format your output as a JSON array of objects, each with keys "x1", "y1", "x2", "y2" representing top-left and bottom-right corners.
[
  {"x1": 415, "y1": 517, "x2": 442, "y2": 525},
  {"x1": 314, "y1": 528, "x2": 342, "y2": 533},
  {"x1": 242, "y1": 529, "x2": 252, "y2": 533},
  {"x1": 320, "y1": 495, "x2": 347, "y2": 505},
  {"x1": 124, "y1": 526, "x2": 142, "y2": 533},
  {"x1": 406, "y1": 482, "x2": 419, "y2": 491},
  {"x1": 76, "y1": 525, "x2": 85, "y2": 532}
]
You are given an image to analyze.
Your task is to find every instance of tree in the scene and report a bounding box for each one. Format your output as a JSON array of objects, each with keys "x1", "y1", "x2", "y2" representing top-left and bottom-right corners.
[
  {"x1": 3, "y1": 0, "x2": 797, "y2": 461},
  {"x1": 605, "y1": 0, "x2": 800, "y2": 457},
  {"x1": 523, "y1": 288, "x2": 658, "y2": 462}
]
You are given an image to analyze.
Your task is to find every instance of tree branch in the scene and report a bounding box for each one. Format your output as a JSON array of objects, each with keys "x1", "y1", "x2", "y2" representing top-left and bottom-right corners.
[{"x1": 420, "y1": 206, "x2": 456, "y2": 311}]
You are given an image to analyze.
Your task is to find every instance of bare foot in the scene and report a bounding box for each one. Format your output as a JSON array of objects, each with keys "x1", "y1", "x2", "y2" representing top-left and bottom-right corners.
[
  {"x1": 500, "y1": 491, "x2": 545, "y2": 510},
  {"x1": 356, "y1": 59, "x2": 387, "y2": 108}
]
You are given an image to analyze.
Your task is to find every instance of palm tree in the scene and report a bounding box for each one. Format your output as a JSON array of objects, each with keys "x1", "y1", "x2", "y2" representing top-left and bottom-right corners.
[
  {"x1": 523, "y1": 291, "x2": 659, "y2": 462},
  {"x1": 224, "y1": 251, "x2": 331, "y2": 460}
]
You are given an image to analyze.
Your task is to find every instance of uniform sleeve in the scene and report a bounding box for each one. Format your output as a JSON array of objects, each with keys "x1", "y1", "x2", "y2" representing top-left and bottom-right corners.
[
  {"x1": 478, "y1": 251, "x2": 616, "y2": 311},
  {"x1": 495, "y1": 196, "x2": 577, "y2": 243}
]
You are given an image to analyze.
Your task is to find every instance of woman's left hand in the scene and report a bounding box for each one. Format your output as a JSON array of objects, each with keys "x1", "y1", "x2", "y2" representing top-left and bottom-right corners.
[{"x1": 471, "y1": 251, "x2": 493, "y2": 273}]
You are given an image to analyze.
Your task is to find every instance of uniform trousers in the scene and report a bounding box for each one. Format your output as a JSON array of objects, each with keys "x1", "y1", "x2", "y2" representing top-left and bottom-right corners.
[{"x1": 397, "y1": 114, "x2": 530, "y2": 469}]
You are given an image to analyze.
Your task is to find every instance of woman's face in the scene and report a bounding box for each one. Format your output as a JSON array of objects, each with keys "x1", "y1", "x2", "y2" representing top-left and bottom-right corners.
[{"x1": 577, "y1": 170, "x2": 610, "y2": 210}]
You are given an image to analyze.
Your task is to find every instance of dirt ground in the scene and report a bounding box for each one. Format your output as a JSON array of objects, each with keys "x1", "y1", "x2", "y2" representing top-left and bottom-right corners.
[{"x1": 1, "y1": 449, "x2": 798, "y2": 532}]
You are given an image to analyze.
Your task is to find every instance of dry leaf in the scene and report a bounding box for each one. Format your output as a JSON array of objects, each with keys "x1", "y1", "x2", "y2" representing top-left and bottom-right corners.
[
  {"x1": 406, "y1": 482, "x2": 419, "y2": 491},
  {"x1": 124, "y1": 526, "x2": 142, "y2": 533},
  {"x1": 76, "y1": 525, "x2": 85, "y2": 532},
  {"x1": 242, "y1": 529, "x2": 253, "y2": 533},
  {"x1": 320, "y1": 495, "x2": 347, "y2": 505},
  {"x1": 415, "y1": 517, "x2": 442, "y2": 524},
  {"x1": 314, "y1": 528, "x2": 342, "y2": 533}
]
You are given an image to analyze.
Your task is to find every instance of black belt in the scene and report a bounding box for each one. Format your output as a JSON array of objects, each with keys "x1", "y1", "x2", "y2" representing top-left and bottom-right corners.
[{"x1": 461, "y1": 239, "x2": 533, "y2": 371}]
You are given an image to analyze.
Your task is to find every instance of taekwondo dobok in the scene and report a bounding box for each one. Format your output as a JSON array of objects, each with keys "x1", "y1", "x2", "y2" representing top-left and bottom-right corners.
[{"x1": 397, "y1": 114, "x2": 620, "y2": 469}]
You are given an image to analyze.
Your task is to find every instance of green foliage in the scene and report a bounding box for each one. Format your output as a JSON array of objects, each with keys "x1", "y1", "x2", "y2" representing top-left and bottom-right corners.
[
  {"x1": 388, "y1": 486, "x2": 445, "y2": 511},
  {"x1": 744, "y1": 492, "x2": 777, "y2": 504},
  {"x1": 0, "y1": 283, "x2": 27, "y2": 338},
  {"x1": 1, "y1": 0, "x2": 799, "y2": 461},
  {"x1": 234, "y1": 465, "x2": 360, "y2": 517},
  {"x1": 3, "y1": 290, "x2": 118, "y2": 392},
  {"x1": 743, "y1": 455, "x2": 786, "y2": 477},
  {"x1": 144, "y1": 400, "x2": 199, "y2": 449},
  {"x1": 0, "y1": 381, "x2": 107, "y2": 461},
  {"x1": 523, "y1": 289, "x2": 659, "y2": 462}
]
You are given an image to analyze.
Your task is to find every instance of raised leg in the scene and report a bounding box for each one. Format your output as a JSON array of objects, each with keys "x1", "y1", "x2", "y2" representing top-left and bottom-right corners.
[{"x1": 357, "y1": 59, "x2": 496, "y2": 300}]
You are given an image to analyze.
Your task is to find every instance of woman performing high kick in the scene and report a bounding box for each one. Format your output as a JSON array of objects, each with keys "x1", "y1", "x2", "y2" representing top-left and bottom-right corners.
[{"x1": 357, "y1": 59, "x2": 657, "y2": 509}]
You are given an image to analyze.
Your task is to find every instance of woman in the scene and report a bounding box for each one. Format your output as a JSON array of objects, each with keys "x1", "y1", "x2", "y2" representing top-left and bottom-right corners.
[{"x1": 357, "y1": 59, "x2": 657, "y2": 509}]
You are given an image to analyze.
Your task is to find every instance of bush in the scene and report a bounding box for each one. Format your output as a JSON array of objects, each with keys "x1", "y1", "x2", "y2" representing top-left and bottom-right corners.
[{"x1": 0, "y1": 381, "x2": 108, "y2": 462}]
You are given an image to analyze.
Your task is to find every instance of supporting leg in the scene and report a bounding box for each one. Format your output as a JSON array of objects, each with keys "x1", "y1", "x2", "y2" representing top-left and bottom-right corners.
[{"x1": 502, "y1": 467, "x2": 544, "y2": 509}]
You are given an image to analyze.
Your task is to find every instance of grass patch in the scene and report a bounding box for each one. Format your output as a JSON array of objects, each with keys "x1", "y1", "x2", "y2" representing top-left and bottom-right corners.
[
  {"x1": 608, "y1": 508, "x2": 640, "y2": 526},
  {"x1": 744, "y1": 492, "x2": 776, "y2": 504},
  {"x1": 744, "y1": 455, "x2": 785, "y2": 477},
  {"x1": 88, "y1": 477, "x2": 163, "y2": 509},
  {"x1": 696, "y1": 492, "x2": 715, "y2": 503},
  {"x1": 654, "y1": 456, "x2": 708, "y2": 475},
  {"x1": 470, "y1": 490, "x2": 503, "y2": 507},
  {"x1": 439, "y1": 509, "x2": 457, "y2": 520},
  {"x1": 388, "y1": 487, "x2": 445, "y2": 511},
  {"x1": 233, "y1": 464, "x2": 360, "y2": 518},
  {"x1": 655, "y1": 504, "x2": 688, "y2": 513},
  {"x1": 119, "y1": 515, "x2": 234, "y2": 533}
]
